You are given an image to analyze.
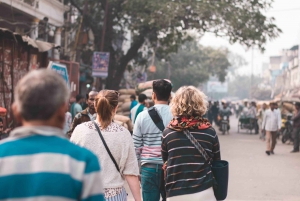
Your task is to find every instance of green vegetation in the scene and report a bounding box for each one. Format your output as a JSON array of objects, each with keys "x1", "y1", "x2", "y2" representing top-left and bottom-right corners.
[{"x1": 66, "y1": 0, "x2": 281, "y2": 89}]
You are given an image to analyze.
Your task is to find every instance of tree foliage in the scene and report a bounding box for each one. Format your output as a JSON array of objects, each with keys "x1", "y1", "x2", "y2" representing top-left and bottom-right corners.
[
  {"x1": 149, "y1": 42, "x2": 230, "y2": 90},
  {"x1": 65, "y1": 0, "x2": 281, "y2": 89}
]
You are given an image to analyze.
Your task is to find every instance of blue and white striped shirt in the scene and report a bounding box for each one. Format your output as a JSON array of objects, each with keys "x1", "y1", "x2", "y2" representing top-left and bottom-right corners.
[
  {"x1": 0, "y1": 126, "x2": 105, "y2": 201},
  {"x1": 133, "y1": 104, "x2": 173, "y2": 165}
]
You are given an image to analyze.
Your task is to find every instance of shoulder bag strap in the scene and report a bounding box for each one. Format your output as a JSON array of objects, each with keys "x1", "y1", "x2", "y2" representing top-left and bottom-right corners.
[
  {"x1": 148, "y1": 107, "x2": 165, "y2": 132},
  {"x1": 183, "y1": 129, "x2": 212, "y2": 164},
  {"x1": 92, "y1": 121, "x2": 120, "y2": 173}
]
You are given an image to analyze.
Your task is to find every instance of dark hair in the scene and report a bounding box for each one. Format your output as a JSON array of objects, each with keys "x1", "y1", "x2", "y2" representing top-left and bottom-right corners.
[
  {"x1": 153, "y1": 79, "x2": 172, "y2": 101},
  {"x1": 138, "y1": 94, "x2": 147, "y2": 103},
  {"x1": 130, "y1": 94, "x2": 136, "y2": 100},
  {"x1": 76, "y1": 94, "x2": 83, "y2": 102},
  {"x1": 0, "y1": 117, "x2": 3, "y2": 123},
  {"x1": 295, "y1": 102, "x2": 300, "y2": 108},
  {"x1": 95, "y1": 90, "x2": 119, "y2": 129}
]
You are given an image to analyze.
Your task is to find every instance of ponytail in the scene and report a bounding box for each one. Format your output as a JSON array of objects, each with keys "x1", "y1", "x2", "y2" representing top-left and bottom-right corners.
[{"x1": 95, "y1": 90, "x2": 119, "y2": 129}]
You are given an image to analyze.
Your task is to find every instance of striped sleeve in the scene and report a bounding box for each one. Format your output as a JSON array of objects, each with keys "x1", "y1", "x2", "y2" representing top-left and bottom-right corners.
[
  {"x1": 161, "y1": 129, "x2": 168, "y2": 163},
  {"x1": 81, "y1": 152, "x2": 105, "y2": 201},
  {"x1": 133, "y1": 114, "x2": 143, "y2": 161},
  {"x1": 212, "y1": 133, "x2": 221, "y2": 161}
]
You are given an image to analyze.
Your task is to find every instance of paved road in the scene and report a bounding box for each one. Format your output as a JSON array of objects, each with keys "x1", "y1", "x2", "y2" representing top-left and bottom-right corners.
[{"x1": 126, "y1": 116, "x2": 300, "y2": 201}]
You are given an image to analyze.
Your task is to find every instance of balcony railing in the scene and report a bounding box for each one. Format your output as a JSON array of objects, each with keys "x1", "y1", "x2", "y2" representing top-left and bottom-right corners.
[
  {"x1": 22, "y1": 0, "x2": 39, "y2": 8},
  {"x1": 21, "y1": 0, "x2": 64, "y2": 8}
]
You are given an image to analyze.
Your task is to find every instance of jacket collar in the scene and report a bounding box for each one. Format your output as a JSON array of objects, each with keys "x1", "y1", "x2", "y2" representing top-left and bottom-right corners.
[{"x1": 81, "y1": 108, "x2": 90, "y2": 116}]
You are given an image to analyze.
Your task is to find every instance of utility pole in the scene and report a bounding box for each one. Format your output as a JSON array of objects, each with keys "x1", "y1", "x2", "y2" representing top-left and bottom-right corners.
[
  {"x1": 73, "y1": 0, "x2": 89, "y2": 62},
  {"x1": 95, "y1": 0, "x2": 110, "y2": 90},
  {"x1": 167, "y1": 62, "x2": 171, "y2": 80},
  {"x1": 250, "y1": 47, "x2": 254, "y2": 100},
  {"x1": 101, "y1": 1, "x2": 109, "y2": 52}
]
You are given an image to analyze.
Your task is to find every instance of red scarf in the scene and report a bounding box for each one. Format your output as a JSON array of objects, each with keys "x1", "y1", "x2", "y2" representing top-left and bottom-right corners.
[{"x1": 168, "y1": 116, "x2": 211, "y2": 131}]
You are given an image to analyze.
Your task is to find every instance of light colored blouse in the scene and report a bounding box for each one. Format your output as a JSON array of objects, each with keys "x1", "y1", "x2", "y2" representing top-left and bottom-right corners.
[{"x1": 70, "y1": 121, "x2": 139, "y2": 198}]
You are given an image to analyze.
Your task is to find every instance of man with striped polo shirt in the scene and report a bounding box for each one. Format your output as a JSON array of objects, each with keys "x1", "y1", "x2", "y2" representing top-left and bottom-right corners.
[
  {"x1": 0, "y1": 69, "x2": 105, "y2": 201},
  {"x1": 133, "y1": 79, "x2": 173, "y2": 201}
]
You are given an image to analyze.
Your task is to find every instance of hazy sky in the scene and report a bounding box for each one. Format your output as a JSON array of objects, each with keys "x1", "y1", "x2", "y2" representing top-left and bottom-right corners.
[{"x1": 200, "y1": 0, "x2": 300, "y2": 75}]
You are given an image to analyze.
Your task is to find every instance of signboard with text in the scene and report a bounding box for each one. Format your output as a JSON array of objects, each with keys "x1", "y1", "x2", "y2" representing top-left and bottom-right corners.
[
  {"x1": 92, "y1": 52, "x2": 110, "y2": 78},
  {"x1": 47, "y1": 61, "x2": 69, "y2": 86},
  {"x1": 207, "y1": 81, "x2": 228, "y2": 93}
]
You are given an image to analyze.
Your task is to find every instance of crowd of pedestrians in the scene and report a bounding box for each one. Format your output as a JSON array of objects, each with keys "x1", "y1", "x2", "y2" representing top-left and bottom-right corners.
[
  {"x1": 3, "y1": 68, "x2": 300, "y2": 200},
  {"x1": 0, "y1": 69, "x2": 223, "y2": 201}
]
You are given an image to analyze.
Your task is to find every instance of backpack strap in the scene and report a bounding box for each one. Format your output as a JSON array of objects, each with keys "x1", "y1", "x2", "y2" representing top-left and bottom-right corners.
[{"x1": 148, "y1": 107, "x2": 165, "y2": 132}]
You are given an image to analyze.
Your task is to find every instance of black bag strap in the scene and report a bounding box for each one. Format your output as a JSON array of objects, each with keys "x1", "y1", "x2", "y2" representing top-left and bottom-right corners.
[
  {"x1": 93, "y1": 121, "x2": 120, "y2": 173},
  {"x1": 148, "y1": 107, "x2": 165, "y2": 132},
  {"x1": 183, "y1": 129, "x2": 212, "y2": 164}
]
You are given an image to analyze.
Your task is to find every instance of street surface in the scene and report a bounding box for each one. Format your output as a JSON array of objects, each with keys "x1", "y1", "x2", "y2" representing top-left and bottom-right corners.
[{"x1": 126, "y1": 116, "x2": 300, "y2": 201}]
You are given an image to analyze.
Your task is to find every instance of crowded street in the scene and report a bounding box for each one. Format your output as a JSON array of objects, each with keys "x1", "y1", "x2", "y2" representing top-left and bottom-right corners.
[{"x1": 1, "y1": 0, "x2": 300, "y2": 201}]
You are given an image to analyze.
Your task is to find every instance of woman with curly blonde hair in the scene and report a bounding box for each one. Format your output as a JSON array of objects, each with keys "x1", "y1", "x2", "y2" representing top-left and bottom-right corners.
[{"x1": 162, "y1": 86, "x2": 221, "y2": 201}]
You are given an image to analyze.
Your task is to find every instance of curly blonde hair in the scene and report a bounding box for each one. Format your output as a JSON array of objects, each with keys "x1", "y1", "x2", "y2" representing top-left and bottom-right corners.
[{"x1": 170, "y1": 86, "x2": 208, "y2": 117}]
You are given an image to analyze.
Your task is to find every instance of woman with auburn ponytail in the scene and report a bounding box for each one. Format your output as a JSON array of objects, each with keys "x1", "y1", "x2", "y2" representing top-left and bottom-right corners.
[{"x1": 71, "y1": 90, "x2": 141, "y2": 201}]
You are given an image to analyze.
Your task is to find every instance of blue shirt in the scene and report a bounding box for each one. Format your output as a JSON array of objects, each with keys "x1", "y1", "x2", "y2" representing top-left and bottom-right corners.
[
  {"x1": 0, "y1": 126, "x2": 105, "y2": 201},
  {"x1": 130, "y1": 100, "x2": 138, "y2": 119}
]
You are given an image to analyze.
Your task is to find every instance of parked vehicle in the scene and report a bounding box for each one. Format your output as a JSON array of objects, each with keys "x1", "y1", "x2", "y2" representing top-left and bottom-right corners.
[
  {"x1": 220, "y1": 116, "x2": 229, "y2": 135},
  {"x1": 237, "y1": 116, "x2": 256, "y2": 134},
  {"x1": 281, "y1": 114, "x2": 293, "y2": 143}
]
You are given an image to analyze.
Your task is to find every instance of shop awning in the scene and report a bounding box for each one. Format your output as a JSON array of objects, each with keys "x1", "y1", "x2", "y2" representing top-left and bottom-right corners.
[{"x1": 0, "y1": 27, "x2": 60, "y2": 52}]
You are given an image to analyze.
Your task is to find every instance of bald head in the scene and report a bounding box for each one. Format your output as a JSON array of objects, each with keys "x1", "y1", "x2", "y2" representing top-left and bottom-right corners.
[{"x1": 14, "y1": 69, "x2": 70, "y2": 121}]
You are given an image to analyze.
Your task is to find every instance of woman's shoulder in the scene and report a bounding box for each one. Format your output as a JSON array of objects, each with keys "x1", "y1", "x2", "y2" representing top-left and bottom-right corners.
[
  {"x1": 163, "y1": 128, "x2": 180, "y2": 136},
  {"x1": 191, "y1": 127, "x2": 217, "y2": 138},
  {"x1": 79, "y1": 121, "x2": 127, "y2": 133}
]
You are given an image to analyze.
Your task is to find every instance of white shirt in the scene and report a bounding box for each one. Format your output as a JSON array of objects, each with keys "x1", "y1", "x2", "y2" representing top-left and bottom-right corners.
[
  {"x1": 275, "y1": 108, "x2": 282, "y2": 124},
  {"x1": 88, "y1": 112, "x2": 97, "y2": 121},
  {"x1": 262, "y1": 109, "x2": 281, "y2": 131},
  {"x1": 63, "y1": 112, "x2": 72, "y2": 135},
  {"x1": 130, "y1": 103, "x2": 147, "y2": 124},
  {"x1": 71, "y1": 121, "x2": 139, "y2": 189}
]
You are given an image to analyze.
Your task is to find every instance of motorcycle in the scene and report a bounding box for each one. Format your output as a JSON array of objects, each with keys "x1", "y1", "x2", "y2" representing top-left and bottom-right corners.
[
  {"x1": 220, "y1": 115, "x2": 229, "y2": 135},
  {"x1": 281, "y1": 114, "x2": 293, "y2": 143}
]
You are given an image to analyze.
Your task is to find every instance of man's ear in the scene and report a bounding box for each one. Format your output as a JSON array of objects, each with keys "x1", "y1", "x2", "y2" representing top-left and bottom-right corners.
[
  {"x1": 55, "y1": 103, "x2": 68, "y2": 129},
  {"x1": 12, "y1": 102, "x2": 22, "y2": 125},
  {"x1": 152, "y1": 92, "x2": 156, "y2": 101}
]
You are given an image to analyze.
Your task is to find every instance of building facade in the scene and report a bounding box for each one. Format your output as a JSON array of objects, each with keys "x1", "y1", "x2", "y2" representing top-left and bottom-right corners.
[{"x1": 0, "y1": 0, "x2": 68, "y2": 59}]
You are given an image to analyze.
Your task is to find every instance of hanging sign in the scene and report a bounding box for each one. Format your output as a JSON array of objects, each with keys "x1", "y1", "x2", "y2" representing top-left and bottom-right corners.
[{"x1": 92, "y1": 52, "x2": 110, "y2": 78}]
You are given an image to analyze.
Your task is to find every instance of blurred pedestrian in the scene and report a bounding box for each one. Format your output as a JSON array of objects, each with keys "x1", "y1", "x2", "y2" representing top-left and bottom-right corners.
[
  {"x1": 63, "y1": 110, "x2": 72, "y2": 136},
  {"x1": 274, "y1": 102, "x2": 282, "y2": 138},
  {"x1": 291, "y1": 102, "x2": 300, "y2": 153},
  {"x1": 249, "y1": 102, "x2": 259, "y2": 134},
  {"x1": 71, "y1": 90, "x2": 141, "y2": 201},
  {"x1": 130, "y1": 93, "x2": 148, "y2": 124},
  {"x1": 211, "y1": 101, "x2": 219, "y2": 126},
  {"x1": 129, "y1": 94, "x2": 138, "y2": 119},
  {"x1": 133, "y1": 79, "x2": 173, "y2": 201},
  {"x1": 0, "y1": 69, "x2": 104, "y2": 200},
  {"x1": 0, "y1": 117, "x2": 11, "y2": 140},
  {"x1": 207, "y1": 101, "x2": 214, "y2": 124},
  {"x1": 67, "y1": 91, "x2": 98, "y2": 138},
  {"x1": 234, "y1": 103, "x2": 240, "y2": 118},
  {"x1": 70, "y1": 94, "x2": 84, "y2": 119},
  {"x1": 262, "y1": 102, "x2": 281, "y2": 155},
  {"x1": 258, "y1": 103, "x2": 267, "y2": 140},
  {"x1": 162, "y1": 86, "x2": 220, "y2": 201}
]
